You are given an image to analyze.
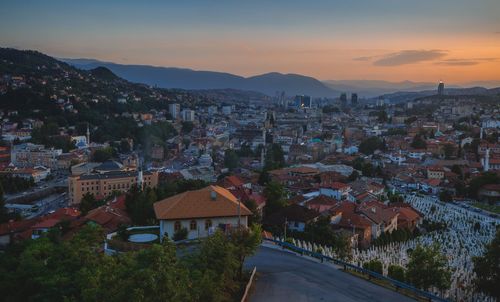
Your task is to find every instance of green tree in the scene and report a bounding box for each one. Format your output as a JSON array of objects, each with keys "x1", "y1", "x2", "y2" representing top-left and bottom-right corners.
[
  {"x1": 92, "y1": 147, "x2": 114, "y2": 162},
  {"x1": 119, "y1": 139, "x2": 131, "y2": 153},
  {"x1": 361, "y1": 162, "x2": 374, "y2": 177},
  {"x1": 243, "y1": 199, "x2": 262, "y2": 225},
  {"x1": 125, "y1": 186, "x2": 158, "y2": 225},
  {"x1": 377, "y1": 110, "x2": 388, "y2": 123},
  {"x1": 223, "y1": 149, "x2": 239, "y2": 171},
  {"x1": 348, "y1": 170, "x2": 359, "y2": 181},
  {"x1": 181, "y1": 121, "x2": 194, "y2": 134},
  {"x1": 468, "y1": 172, "x2": 500, "y2": 198},
  {"x1": 236, "y1": 144, "x2": 255, "y2": 157},
  {"x1": 363, "y1": 259, "x2": 383, "y2": 274},
  {"x1": 187, "y1": 230, "x2": 239, "y2": 301},
  {"x1": 411, "y1": 134, "x2": 427, "y2": 149},
  {"x1": 258, "y1": 169, "x2": 270, "y2": 185},
  {"x1": 264, "y1": 144, "x2": 286, "y2": 170},
  {"x1": 263, "y1": 181, "x2": 287, "y2": 216},
  {"x1": 359, "y1": 137, "x2": 384, "y2": 155},
  {"x1": 439, "y1": 190, "x2": 453, "y2": 202},
  {"x1": 473, "y1": 229, "x2": 500, "y2": 299},
  {"x1": 388, "y1": 192, "x2": 404, "y2": 203},
  {"x1": 230, "y1": 224, "x2": 262, "y2": 278},
  {"x1": 79, "y1": 192, "x2": 100, "y2": 215},
  {"x1": 291, "y1": 217, "x2": 352, "y2": 260},
  {"x1": 406, "y1": 244, "x2": 451, "y2": 291},
  {"x1": 388, "y1": 264, "x2": 406, "y2": 282}
]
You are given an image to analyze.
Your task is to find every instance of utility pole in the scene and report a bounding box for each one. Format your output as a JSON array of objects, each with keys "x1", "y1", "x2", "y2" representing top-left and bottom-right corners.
[
  {"x1": 237, "y1": 198, "x2": 241, "y2": 228},
  {"x1": 284, "y1": 217, "x2": 287, "y2": 241}
]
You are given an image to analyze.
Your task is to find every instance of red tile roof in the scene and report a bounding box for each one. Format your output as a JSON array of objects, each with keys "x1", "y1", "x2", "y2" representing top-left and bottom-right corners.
[
  {"x1": 154, "y1": 185, "x2": 252, "y2": 220},
  {"x1": 226, "y1": 175, "x2": 244, "y2": 187},
  {"x1": 32, "y1": 218, "x2": 60, "y2": 229},
  {"x1": 326, "y1": 182, "x2": 350, "y2": 190}
]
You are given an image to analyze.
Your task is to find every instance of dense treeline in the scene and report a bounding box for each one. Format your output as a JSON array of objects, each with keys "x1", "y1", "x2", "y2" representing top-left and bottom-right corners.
[
  {"x1": 0, "y1": 224, "x2": 261, "y2": 302},
  {"x1": 0, "y1": 175, "x2": 35, "y2": 193}
]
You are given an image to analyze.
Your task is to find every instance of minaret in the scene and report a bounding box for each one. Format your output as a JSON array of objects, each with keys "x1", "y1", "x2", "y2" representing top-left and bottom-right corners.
[
  {"x1": 137, "y1": 153, "x2": 145, "y2": 190},
  {"x1": 137, "y1": 168, "x2": 144, "y2": 190},
  {"x1": 484, "y1": 148, "x2": 490, "y2": 172},
  {"x1": 86, "y1": 123, "x2": 90, "y2": 146}
]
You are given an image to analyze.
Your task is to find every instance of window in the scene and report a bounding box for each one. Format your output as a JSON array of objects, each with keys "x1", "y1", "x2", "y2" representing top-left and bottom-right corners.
[
  {"x1": 174, "y1": 221, "x2": 181, "y2": 232},
  {"x1": 205, "y1": 219, "x2": 212, "y2": 230},
  {"x1": 190, "y1": 220, "x2": 197, "y2": 230}
]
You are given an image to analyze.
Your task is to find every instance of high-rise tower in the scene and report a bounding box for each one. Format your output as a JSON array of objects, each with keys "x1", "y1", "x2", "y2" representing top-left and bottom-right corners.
[
  {"x1": 351, "y1": 93, "x2": 358, "y2": 106},
  {"x1": 437, "y1": 81, "x2": 445, "y2": 96}
]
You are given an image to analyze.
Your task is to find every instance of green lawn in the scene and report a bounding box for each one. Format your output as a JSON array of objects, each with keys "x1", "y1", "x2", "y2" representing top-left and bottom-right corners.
[{"x1": 472, "y1": 202, "x2": 500, "y2": 214}]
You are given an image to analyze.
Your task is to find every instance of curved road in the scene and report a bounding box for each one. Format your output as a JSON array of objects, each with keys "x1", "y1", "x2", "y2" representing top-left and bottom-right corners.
[{"x1": 245, "y1": 246, "x2": 415, "y2": 302}]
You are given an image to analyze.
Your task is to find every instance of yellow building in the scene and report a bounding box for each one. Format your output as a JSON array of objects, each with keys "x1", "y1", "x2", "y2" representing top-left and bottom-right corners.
[{"x1": 69, "y1": 170, "x2": 158, "y2": 205}]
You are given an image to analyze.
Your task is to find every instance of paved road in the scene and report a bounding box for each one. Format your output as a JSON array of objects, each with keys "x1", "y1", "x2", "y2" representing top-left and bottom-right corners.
[{"x1": 245, "y1": 246, "x2": 415, "y2": 302}]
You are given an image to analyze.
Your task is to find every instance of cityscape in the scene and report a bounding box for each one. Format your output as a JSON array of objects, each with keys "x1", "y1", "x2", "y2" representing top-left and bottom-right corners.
[{"x1": 0, "y1": 1, "x2": 499, "y2": 302}]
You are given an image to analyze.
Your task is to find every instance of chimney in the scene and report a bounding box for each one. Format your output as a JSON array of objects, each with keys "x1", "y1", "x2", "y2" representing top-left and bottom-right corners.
[{"x1": 210, "y1": 190, "x2": 217, "y2": 201}]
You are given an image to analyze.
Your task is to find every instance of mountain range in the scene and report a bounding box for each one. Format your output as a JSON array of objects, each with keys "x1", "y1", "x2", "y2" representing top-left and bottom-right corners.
[
  {"x1": 62, "y1": 58, "x2": 500, "y2": 99},
  {"x1": 62, "y1": 58, "x2": 338, "y2": 97}
]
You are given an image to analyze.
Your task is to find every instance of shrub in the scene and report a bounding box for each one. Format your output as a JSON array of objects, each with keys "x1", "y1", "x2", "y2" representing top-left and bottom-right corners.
[
  {"x1": 363, "y1": 259, "x2": 383, "y2": 274},
  {"x1": 173, "y1": 228, "x2": 188, "y2": 241},
  {"x1": 388, "y1": 264, "x2": 406, "y2": 282}
]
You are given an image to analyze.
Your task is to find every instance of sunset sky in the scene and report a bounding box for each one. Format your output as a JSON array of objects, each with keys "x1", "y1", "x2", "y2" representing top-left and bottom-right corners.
[{"x1": 1, "y1": 0, "x2": 500, "y2": 83}]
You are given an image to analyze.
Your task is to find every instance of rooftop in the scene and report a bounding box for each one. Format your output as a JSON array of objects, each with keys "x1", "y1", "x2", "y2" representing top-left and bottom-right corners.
[{"x1": 154, "y1": 185, "x2": 252, "y2": 220}]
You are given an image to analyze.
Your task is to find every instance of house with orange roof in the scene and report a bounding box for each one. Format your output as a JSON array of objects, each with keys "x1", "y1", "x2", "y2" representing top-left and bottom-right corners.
[
  {"x1": 390, "y1": 206, "x2": 423, "y2": 231},
  {"x1": 330, "y1": 202, "x2": 373, "y2": 248},
  {"x1": 154, "y1": 185, "x2": 252, "y2": 241},
  {"x1": 217, "y1": 175, "x2": 248, "y2": 190},
  {"x1": 358, "y1": 202, "x2": 399, "y2": 238}
]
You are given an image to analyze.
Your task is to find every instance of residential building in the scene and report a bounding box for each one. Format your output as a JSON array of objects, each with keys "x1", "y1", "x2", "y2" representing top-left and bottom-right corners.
[
  {"x1": 168, "y1": 103, "x2": 180, "y2": 119},
  {"x1": 427, "y1": 166, "x2": 445, "y2": 179},
  {"x1": 319, "y1": 182, "x2": 353, "y2": 201},
  {"x1": 154, "y1": 185, "x2": 252, "y2": 240},
  {"x1": 11, "y1": 143, "x2": 62, "y2": 170},
  {"x1": 181, "y1": 109, "x2": 195, "y2": 122}
]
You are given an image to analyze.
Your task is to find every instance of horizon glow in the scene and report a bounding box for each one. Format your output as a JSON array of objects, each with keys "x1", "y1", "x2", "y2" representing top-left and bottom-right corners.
[{"x1": 1, "y1": 0, "x2": 500, "y2": 84}]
